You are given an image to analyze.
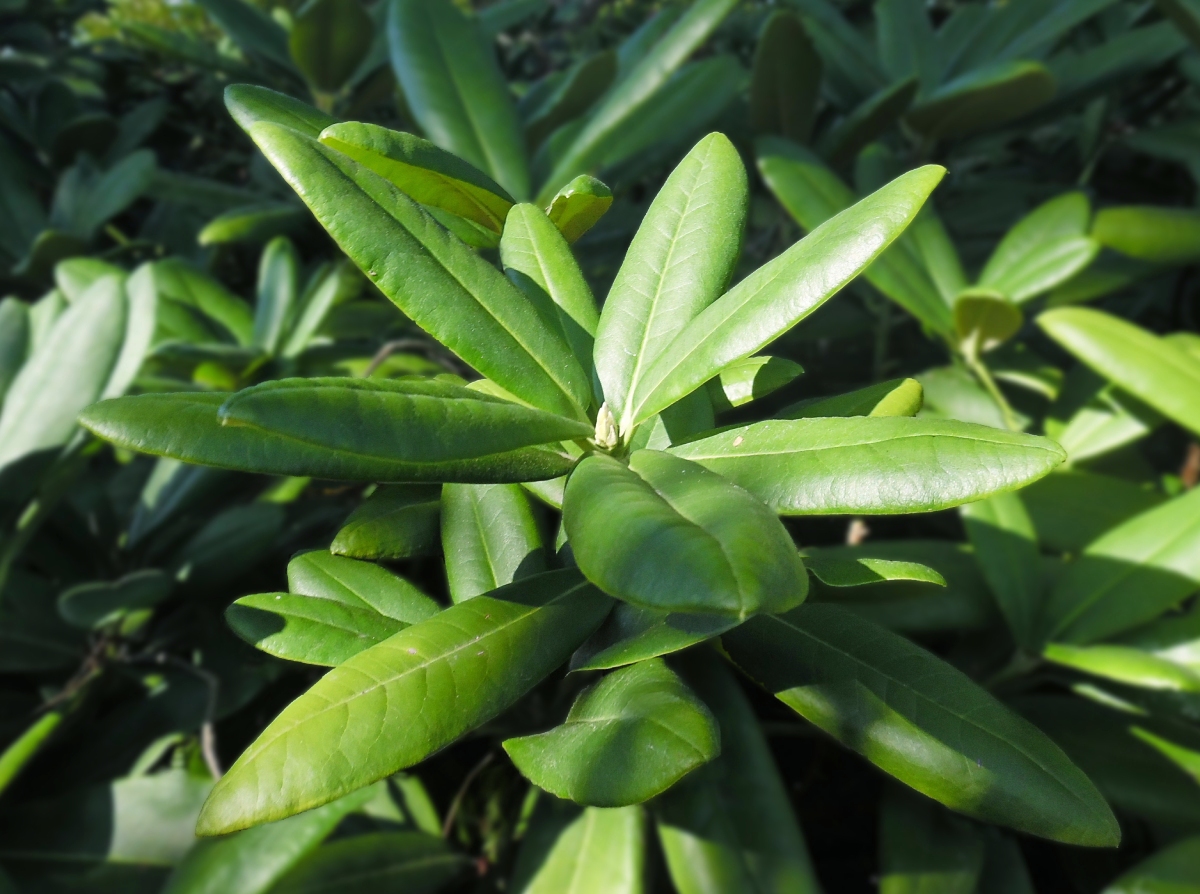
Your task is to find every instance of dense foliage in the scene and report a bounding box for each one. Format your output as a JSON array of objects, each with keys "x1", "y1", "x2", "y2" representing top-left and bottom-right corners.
[{"x1": 3, "y1": 0, "x2": 1200, "y2": 892}]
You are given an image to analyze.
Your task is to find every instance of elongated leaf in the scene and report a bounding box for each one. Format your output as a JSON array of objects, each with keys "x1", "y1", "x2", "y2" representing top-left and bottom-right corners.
[
  {"x1": 1043, "y1": 643, "x2": 1200, "y2": 693},
  {"x1": 512, "y1": 802, "x2": 645, "y2": 894},
  {"x1": 441, "y1": 483, "x2": 545, "y2": 603},
  {"x1": 253, "y1": 236, "x2": 298, "y2": 354},
  {"x1": 907, "y1": 60, "x2": 1056, "y2": 139},
  {"x1": 818, "y1": 77, "x2": 919, "y2": 166},
  {"x1": 722, "y1": 604, "x2": 1119, "y2": 846},
  {"x1": 779, "y1": 377, "x2": 923, "y2": 419},
  {"x1": 287, "y1": 550, "x2": 440, "y2": 621},
  {"x1": 544, "y1": 175, "x2": 613, "y2": 244},
  {"x1": 570, "y1": 603, "x2": 737, "y2": 672},
  {"x1": 1041, "y1": 486, "x2": 1200, "y2": 644},
  {"x1": 152, "y1": 258, "x2": 255, "y2": 345},
  {"x1": 593, "y1": 133, "x2": 747, "y2": 430},
  {"x1": 331, "y1": 484, "x2": 442, "y2": 559},
  {"x1": 524, "y1": 52, "x2": 617, "y2": 151},
  {"x1": 289, "y1": 0, "x2": 373, "y2": 93},
  {"x1": 804, "y1": 554, "x2": 945, "y2": 588},
  {"x1": 1102, "y1": 834, "x2": 1200, "y2": 894},
  {"x1": 281, "y1": 259, "x2": 360, "y2": 359},
  {"x1": 505, "y1": 658, "x2": 719, "y2": 806},
  {"x1": 1020, "y1": 470, "x2": 1164, "y2": 554},
  {"x1": 196, "y1": 0, "x2": 294, "y2": 70},
  {"x1": 80, "y1": 387, "x2": 582, "y2": 483},
  {"x1": 631, "y1": 165, "x2": 944, "y2": 424},
  {"x1": 387, "y1": 0, "x2": 529, "y2": 198},
  {"x1": 961, "y1": 492, "x2": 1043, "y2": 650},
  {"x1": 978, "y1": 193, "x2": 1098, "y2": 303},
  {"x1": 976, "y1": 831, "x2": 1035, "y2": 894},
  {"x1": 225, "y1": 85, "x2": 336, "y2": 138},
  {"x1": 749, "y1": 11, "x2": 820, "y2": 143},
  {"x1": 1049, "y1": 373, "x2": 1163, "y2": 464},
  {"x1": 707, "y1": 355, "x2": 803, "y2": 413},
  {"x1": 198, "y1": 569, "x2": 610, "y2": 834},
  {"x1": 199, "y1": 203, "x2": 307, "y2": 247},
  {"x1": 1157, "y1": 0, "x2": 1200, "y2": 49},
  {"x1": 0, "y1": 298, "x2": 29, "y2": 405},
  {"x1": 272, "y1": 831, "x2": 469, "y2": 894},
  {"x1": 319, "y1": 122, "x2": 514, "y2": 233},
  {"x1": 243, "y1": 121, "x2": 590, "y2": 419},
  {"x1": 669, "y1": 416, "x2": 1064, "y2": 515},
  {"x1": 228, "y1": 593, "x2": 409, "y2": 666},
  {"x1": 501, "y1": 203, "x2": 599, "y2": 373},
  {"x1": 563, "y1": 451, "x2": 808, "y2": 617},
  {"x1": 879, "y1": 786, "x2": 983, "y2": 894}
]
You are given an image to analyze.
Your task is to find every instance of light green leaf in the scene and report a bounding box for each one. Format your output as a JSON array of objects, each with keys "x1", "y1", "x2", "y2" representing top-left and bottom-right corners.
[
  {"x1": 910, "y1": 205, "x2": 968, "y2": 304},
  {"x1": 197, "y1": 569, "x2": 611, "y2": 834},
  {"x1": 1049, "y1": 372, "x2": 1163, "y2": 464},
  {"x1": 286, "y1": 550, "x2": 441, "y2": 622},
  {"x1": 778, "y1": 377, "x2": 923, "y2": 419},
  {"x1": 225, "y1": 85, "x2": 336, "y2": 138},
  {"x1": 722, "y1": 604, "x2": 1119, "y2": 846},
  {"x1": 271, "y1": 831, "x2": 469, "y2": 894},
  {"x1": 243, "y1": 121, "x2": 591, "y2": 419},
  {"x1": 331, "y1": 484, "x2": 442, "y2": 560},
  {"x1": 707, "y1": 355, "x2": 803, "y2": 413},
  {"x1": 504, "y1": 658, "x2": 719, "y2": 806},
  {"x1": 289, "y1": 0, "x2": 373, "y2": 93},
  {"x1": 387, "y1": 0, "x2": 530, "y2": 199},
  {"x1": 804, "y1": 553, "x2": 945, "y2": 588},
  {"x1": 906, "y1": 60, "x2": 1056, "y2": 140},
  {"x1": 1019, "y1": 470, "x2": 1164, "y2": 554},
  {"x1": 198, "y1": 203, "x2": 307, "y2": 247},
  {"x1": 253, "y1": 236, "x2": 299, "y2": 355},
  {"x1": 879, "y1": 786, "x2": 983, "y2": 894},
  {"x1": 954, "y1": 290, "x2": 1023, "y2": 358},
  {"x1": 1101, "y1": 834, "x2": 1200, "y2": 894},
  {"x1": 54, "y1": 258, "x2": 124, "y2": 302},
  {"x1": 749, "y1": 11, "x2": 821, "y2": 143},
  {"x1": 961, "y1": 492, "x2": 1043, "y2": 650},
  {"x1": 1092, "y1": 204, "x2": 1200, "y2": 264},
  {"x1": 544, "y1": 175, "x2": 613, "y2": 244},
  {"x1": 1043, "y1": 643, "x2": 1200, "y2": 693},
  {"x1": 669, "y1": 416, "x2": 1065, "y2": 515},
  {"x1": 441, "y1": 483, "x2": 545, "y2": 603},
  {"x1": 569, "y1": 603, "x2": 737, "y2": 672},
  {"x1": 512, "y1": 802, "x2": 645, "y2": 894},
  {"x1": 281, "y1": 259, "x2": 360, "y2": 359},
  {"x1": 563, "y1": 451, "x2": 808, "y2": 617},
  {"x1": 593, "y1": 133, "x2": 748, "y2": 430}
]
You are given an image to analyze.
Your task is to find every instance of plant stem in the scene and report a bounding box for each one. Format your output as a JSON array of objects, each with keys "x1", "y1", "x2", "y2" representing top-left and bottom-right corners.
[{"x1": 967, "y1": 355, "x2": 1021, "y2": 431}]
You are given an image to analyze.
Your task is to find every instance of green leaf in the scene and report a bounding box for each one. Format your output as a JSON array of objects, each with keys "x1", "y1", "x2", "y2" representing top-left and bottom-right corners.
[
  {"x1": 253, "y1": 236, "x2": 299, "y2": 355},
  {"x1": 1114, "y1": 603, "x2": 1200, "y2": 673},
  {"x1": 0, "y1": 298, "x2": 29, "y2": 405},
  {"x1": 243, "y1": 121, "x2": 591, "y2": 419},
  {"x1": 281, "y1": 259, "x2": 360, "y2": 359},
  {"x1": 523, "y1": 52, "x2": 618, "y2": 151},
  {"x1": 632, "y1": 165, "x2": 945, "y2": 425},
  {"x1": 55, "y1": 258, "x2": 124, "y2": 302},
  {"x1": 954, "y1": 290, "x2": 1023, "y2": 358},
  {"x1": 978, "y1": 192, "x2": 1099, "y2": 303},
  {"x1": 225, "y1": 85, "x2": 337, "y2": 138},
  {"x1": 1020, "y1": 470, "x2": 1165, "y2": 554},
  {"x1": 749, "y1": 11, "x2": 821, "y2": 143},
  {"x1": 707, "y1": 355, "x2": 803, "y2": 413},
  {"x1": 151, "y1": 259, "x2": 255, "y2": 346},
  {"x1": 961, "y1": 492, "x2": 1043, "y2": 650},
  {"x1": 0, "y1": 712, "x2": 63, "y2": 801},
  {"x1": 289, "y1": 0, "x2": 373, "y2": 93},
  {"x1": 195, "y1": 0, "x2": 295, "y2": 70},
  {"x1": 1041, "y1": 486, "x2": 1200, "y2": 644},
  {"x1": 722, "y1": 604, "x2": 1119, "y2": 846},
  {"x1": 271, "y1": 831, "x2": 470, "y2": 894},
  {"x1": 655, "y1": 655, "x2": 821, "y2": 894},
  {"x1": 331, "y1": 485, "x2": 442, "y2": 560},
  {"x1": 501, "y1": 203, "x2": 599, "y2": 374},
  {"x1": 441, "y1": 483, "x2": 545, "y2": 603},
  {"x1": 669, "y1": 416, "x2": 1065, "y2": 515},
  {"x1": 976, "y1": 831, "x2": 1035, "y2": 894},
  {"x1": 569, "y1": 603, "x2": 737, "y2": 672},
  {"x1": 319, "y1": 122, "x2": 515, "y2": 233},
  {"x1": 162, "y1": 789, "x2": 374, "y2": 894},
  {"x1": 906, "y1": 60, "x2": 1056, "y2": 140},
  {"x1": 1043, "y1": 643, "x2": 1200, "y2": 693},
  {"x1": 0, "y1": 277, "x2": 127, "y2": 470},
  {"x1": 196, "y1": 569, "x2": 610, "y2": 834},
  {"x1": 1156, "y1": 0, "x2": 1200, "y2": 48},
  {"x1": 504, "y1": 658, "x2": 719, "y2": 806},
  {"x1": 1048, "y1": 371, "x2": 1163, "y2": 464},
  {"x1": 593, "y1": 133, "x2": 748, "y2": 431},
  {"x1": 286, "y1": 550, "x2": 441, "y2": 622},
  {"x1": 228, "y1": 593, "x2": 409, "y2": 666},
  {"x1": 539, "y1": 0, "x2": 738, "y2": 200},
  {"x1": 818, "y1": 77, "x2": 919, "y2": 166},
  {"x1": 879, "y1": 786, "x2": 984, "y2": 894},
  {"x1": 511, "y1": 802, "x2": 645, "y2": 894},
  {"x1": 80, "y1": 385, "x2": 583, "y2": 483},
  {"x1": 544, "y1": 175, "x2": 613, "y2": 244},
  {"x1": 778, "y1": 377, "x2": 923, "y2": 419},
  {"x1": 387, "y1": 0, "x2": 530, "y2": 199},
  {"x1": 1102, "y1": 834, "x2": 1200, "y2": 894},
  {"x1": 563, "y1": 451, "x2": 808, "y2": 617},
  {"x1": 910, "y1": 206, "x2": 968, "y2": 304},
  {"x1": 1036, "y1": 307, "x2": 1200, "y2": 436},
  {"x1": 198, "y1": 203, "x2": 307, "y2": 247},
  {"x1": 58, "y1": 570, "x2": 172, "y2": 630},
  {"x1": 804, "y1": 554, "x2": 945, "y2": 588},
  {"x1": 1093, "y1": 204, "x2": 1200, "y2": 264}
]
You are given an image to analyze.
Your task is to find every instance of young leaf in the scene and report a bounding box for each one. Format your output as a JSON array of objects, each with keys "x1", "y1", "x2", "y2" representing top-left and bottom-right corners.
[
  {"x1": 778, "y1": 377, "x2": 923, "y2": 419},
  {"x1": 225, "y1": 85, "x2": 337, "y2": 138},
  {"x1": 749, "y1": 11, "x2": 821, "y2": 143},
  {"x1": 243, "y1": 121, "x2": 591, "y2": 419},
  {"x1": 879, "y1": 785, "x2": 984, "y2": 894},
  {"x1": 253, "y1": 236, "x2": 299, "y2": 355},
  {"x1": 954, "y1": 290, "x2": 1023, "y2": 358},
  {"x1": 722, "y1": 604, "x2": 1120, "y2": 846},
  {"x1": 80, "y1": 387, "x2": 581, "y2": 483},
  {"x1": 593, "y1": 133, "x2": 748, "y2": 430},
  {"x1": 545, "y1": 175, "x2": 613, "y2": 244},
  {"x1": 387, "y1": 0, "x2": 530, "y2": 199},
  {"x1": 288, "y1": 0, "x2": 373, "y2": 94},
  {"x1": 504, "y1": 658, "x2": 720, "y2": 806},
  {"x1": 668, "y1": 417, "x2": 1065, "y2": 515},
  {"x1": 569, "y1": 603, "x2": 738, "y2": 672},
  {"x1": 271, "y1": 831, "x2": 469, "y2": 894},
  {"x1": 1092, "y1": 204, "x2": 1200, "y2": 264},
  {"x1": 511, "y1": 802, "x2": 645, "y2": 894},
  {"x1": 1043, "y1": 643, "x2": 1200, "y2": 693},
  {"x1": 197, "y1": 569, "x2": 611, "y2": 834},
  {"x1": 629, "y1": 165, "x2": 945, "y2": 424},
  {"x1": 331, "y1": 485, "x2": 442, "y2": 560},
  {"x1": 961, "y1": 492, "x2": 1043, "y2": 651},
  {"x1": 441, "y1": 483, "x2": 545, "y2": 603},
  {"x1": 563, "y1": 451, "x2": 808, "y2": 618}
]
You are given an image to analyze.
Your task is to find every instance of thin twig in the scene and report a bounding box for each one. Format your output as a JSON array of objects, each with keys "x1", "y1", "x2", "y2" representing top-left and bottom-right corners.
[
  {"x1": 442, "y1": 751, "x2": 495, "y2": 839},
  {"x1": 156, "y1": 653, "x2": 223, "y2": 779},
  {"x1": 362, "y1": 338, "x2": 467, "y2": 377}
]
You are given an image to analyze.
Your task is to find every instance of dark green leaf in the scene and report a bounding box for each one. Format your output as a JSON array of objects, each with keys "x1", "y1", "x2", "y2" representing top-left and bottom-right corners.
[
  {"x1": 524, "y1": 52, "x2": 617, "y2": 151},
  {"x1": 804, "y1": 553, "x2": 945, "y2": 588},
  {"x1": 331, "y1": 485, "x2": 442, "y2": 560},
  {"x1": 1102, "y1": 834, "x2": 1200, "y2": 894},
  {"x1": 569, "y1": 603, "x2": 737, "y2": 672},
  {"x1": 878, "y1": 786, "x2": 983, "y2": 894},
  {"x1": 225, "y1": 85, "x2": 336, "y2": 139},
  {"x1": 749, "y1": 12, "x2": 821, "y2": 143},
  {"x1": 818, "y1": 77, "x2": 919, "y2": 166},
  {"x1": 961, "y1": 492, "x2": 1043, "y2": 650},
  {"x1": 58, "y1": 570, "x2": 172, "y2": 630},
  {"x1": 441, "y1": 483, "x2": 545, "y2": 603},
  {"x1": 196, "y1": 0, "x2": 295, "y2": 70},
  {"x1": 0, "y1": 297, "x2": 29, "y2": 404},
  {"x1": 289, "y1": 0, "x2": 373, "y2": 93},
  {"x1": 907, "y1": 61, "x2": 1056, "y2": 140},
  {"x1": 271, "y1": 831, "x2": 469, "y2": 894}
]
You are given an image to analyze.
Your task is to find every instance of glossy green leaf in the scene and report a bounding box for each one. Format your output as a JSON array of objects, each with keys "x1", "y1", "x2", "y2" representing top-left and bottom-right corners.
[
  {"x1": 0, "y1": 298, "x2": 29, "y2": 405},
  {"x1": 511, "y1": 802, "x2": 645, "y2": 894},
  {"x1": 707, "y1": 355, "x2": 803, "y2": 413},
  {"x1": 954, "y1": 290, "x2": 1023, "y2": 357},
  {"x1": 228, "y1": 593, "x2": 409, "y2": 666},
  {"x1": 0, "y1": 711, "x2": 63, "y2": 799},
  {"x1": 331, "y1": 484, "x2": 442, "y2": 560},
  {"x1": 151, "y1": 258, "x2": 255, "y2": 346},
  {"x1": 501, "y1": 202, "x2": 599, "y2": 372},
  {"x1": 319, "y1": 121, "x2": 514, "y2": 233},
  {"x1": 563, "y1": 451, "x2": 808, "y2": 617},
  {"x1": 271, "y1": 832, "x2": 469, "y2": 894},
  {"x1": 655, "y1": 655, "x2": 821, "y2": 894},
  {"x1": 286, "y1": 550, "x2": 440, "y2": 621},
  {"x1": 879, "y1": 786, "x2": 983, "y2": 894},
  {"x1": 804, "y1": 553, "x2": 945, "y2": 588},
  {"x1": 1042, "y1": 486, "x2": 1200, "y2": 644},
  {"x1": 387, "y1": 0, "x2": 529, "y2": 199},
  {"x1": 633, "y1": 166, "x2": 945, "y2": 425},
  {"x1": 1043, "y1": 643, "x2": 1200, "y2": 693},
  {"x1": 1115, "y1": 603, "x2": 1200, "y2": 673},
  {"x1": 779, "y1": 377, "x2": 923, "y2": 419},
  {"x1": 441, "y1": 482, "x2": 545, "y2": 603},
  {"x1": 1132, "y1": 727, "x2": 1200, "y2": 785},
  {"x1": 722, "y1": 604, "x2": 1119, "y2": 846},
  {"x1": 1102, "y1": 834, "x2": 1200, "y2": 894},
  {"x1": 225, "y1": 85, "x2": 336, "y2": 138},
  {"x1": 910, "y1": 205, "x2": 968, "y2": 303},
  {"x1": 907, "y1": 61, "x2": 1056, "y2": 139},
  {"x1": 539, "y1": 0, "x2": 738, "y2": 201},
  {"x1": 593, "y1": 133, "x2": 748, "y2": 431},
  {"x1": 1020, "y1": 470, "x2": 1164, "y2": 554},
  {"x1": 195, "y1": 0, "x2": 294, "y2": 70},
  {"x1": 569, "y1": 603, "x2": 737, "y2": 672},
  {"x1": 197, "y1": 570, "x2": 611, "y2": 833},
  {"x1": 289, "y1": 0, "x2": 373, "y2": 93},
  {"x1": 669, "y1": 416, "x2": 1065, "y2": 515},
  {"x1": 545, "y1": 175, "x2": 613, "y2": 244},
  {"x1": 161, "y1": 789, "x2": 374, "y2": 894},
  {"x1": 524, "y1": 52, "x2": 617, "y2": 151},
  {"x1": 504, "y1": 658, "x2": 719, "y2": 806},
  {"x1": 749, "y1": 11, "x2": 820, "y2": 143},
  {"x1": 243, "y1": 121, "x2": 591, "y2": 419},
  {"x1": 253, "y1": 236, "x2": 299, "y2": 355},
  {"x1": 58, "y1": 570, "x2": 172, "y2": 630},
  {"x1": 1092, "y1": 204, "x2": 1200, "y2": 264},
  {"x1": 1047, "y1": 369, "x2": 1163, "y2": 464},
  {"x1": 961, "y1": 492, "x2": 1043, "y2": 650},
  {"x1": 198, "y1": 203, "x2": 307, "y2": 247},
  {"x1": 80, "y1": 384, "x2": 583, "y2": 483},
  {"x1": 978, "y1": 192, "x2": 1098, "y2": 303},
  {"x1": 819, "y1": 77, "x2": 919, "y2": 166}
]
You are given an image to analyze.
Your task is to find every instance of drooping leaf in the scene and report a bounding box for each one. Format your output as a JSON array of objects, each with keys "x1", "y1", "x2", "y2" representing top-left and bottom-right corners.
[
  {"x1": 722, "y1": 604, "x2": 1119, "y2": 846},
  {"x1": 569, "y1": 603, "x2": 737, "y2": 672},
  {"x1": 504, "y1": 658, "x2": 719, "y2": 806},
  {"x1": 331, "y1": 485, "x2": 442, "y2": 560},
  {"x1": 778, "y1": 377, "x2": 923, "y2": 419},
  {"x1": 961, "y1": 492, "x2": 1043, "y2": 650},
  {"x1": 563, "y1": 451, "x2": 808, "y2": 617},
  {"x1": 196, "y1": 570, "x2": 611, "y2": 834},
  {"x1": 749, "y1": 11, "x2": 821, "y2": 143},
  {"x1": 441, "y1": 483, "x2": 545, "y2": 603},
  {"x1": 271, "y1": 831, "x2": 469, "y2": 894},
  {"x1": 544, "y1": 175, "x2": 613, "y2": 244},
  {"x1": 288, "y1": 0, "x2": 373, "y2": 93},
  {"x1": 668, "y1": 416, "x2": 1065, "y2": 515},
  {"x1": 707, "y1": 355, "x2": 803, "y2": 413}
]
